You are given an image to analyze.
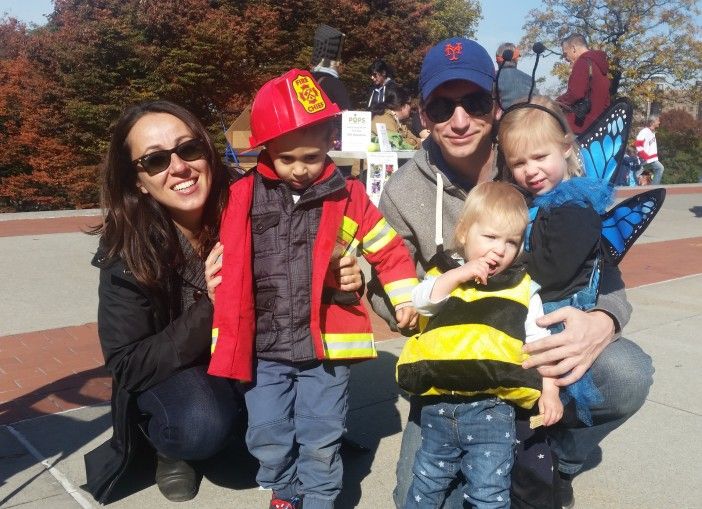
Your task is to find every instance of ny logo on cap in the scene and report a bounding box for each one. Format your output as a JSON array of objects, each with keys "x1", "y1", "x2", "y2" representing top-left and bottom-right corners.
[{"x1": 444, "y1": 42, "x2": 463, "y2": 61}]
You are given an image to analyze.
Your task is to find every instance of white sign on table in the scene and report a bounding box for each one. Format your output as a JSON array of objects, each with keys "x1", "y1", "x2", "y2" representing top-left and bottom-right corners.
[
  {"x1": 341, "y1": 111, "x2": 371, "y2": 152},
  {"x1": 365, "y1": 151, "x2": 399, "y2": 206},
  {"x1": 375, "y1": 123, "x2": 393, "y2": 152}
]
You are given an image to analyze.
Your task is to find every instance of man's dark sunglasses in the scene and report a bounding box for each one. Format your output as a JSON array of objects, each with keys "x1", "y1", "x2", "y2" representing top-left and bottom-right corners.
[
  {"x1": 424, "y1": 92, "x2": 494, "y2": 123},
  {"x1": 132, "y1": 138, "x2": 207, "y2": 176}
]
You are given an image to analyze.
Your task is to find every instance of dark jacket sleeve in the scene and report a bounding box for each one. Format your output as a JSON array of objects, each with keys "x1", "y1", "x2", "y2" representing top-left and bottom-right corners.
[
  {"x1": 525, "y1": 205, "x2": 601, "y2": 293},
  {"x1": 96, "y1": 267, "x2": 213, "y2": 392},
  {"x1": 557, "y1": 57, "x2": 590, "y2": 105}
]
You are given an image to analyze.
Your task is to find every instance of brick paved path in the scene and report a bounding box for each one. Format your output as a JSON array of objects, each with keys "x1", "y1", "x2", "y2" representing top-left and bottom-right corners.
[{"x1": 2, "y1": 187, "x2": 701, "y2": 426}]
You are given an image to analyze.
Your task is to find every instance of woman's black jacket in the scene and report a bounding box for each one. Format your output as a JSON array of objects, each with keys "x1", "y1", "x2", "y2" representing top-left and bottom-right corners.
[{"x1": 83, "y1": 250, "x2": 213, "y2": 504}]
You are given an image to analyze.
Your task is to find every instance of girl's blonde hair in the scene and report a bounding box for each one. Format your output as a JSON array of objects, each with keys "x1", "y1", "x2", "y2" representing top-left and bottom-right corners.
[
  {"x1": 453, "y1": 181, "x2": 529, "y2": 250},
  {"x1": 497, "y1": 95, "x2": 583, "y2": 182}
]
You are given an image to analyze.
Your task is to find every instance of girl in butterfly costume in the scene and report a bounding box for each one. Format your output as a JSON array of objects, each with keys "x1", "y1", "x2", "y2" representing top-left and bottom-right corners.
[{"x1": 497, "y1": 96, "x2": 613, "y2": 426}]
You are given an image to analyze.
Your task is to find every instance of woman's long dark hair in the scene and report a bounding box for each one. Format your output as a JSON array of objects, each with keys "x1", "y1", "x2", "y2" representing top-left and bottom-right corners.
[{"x1": 91, "y1": 100, "x2": 229, "y2": 289}]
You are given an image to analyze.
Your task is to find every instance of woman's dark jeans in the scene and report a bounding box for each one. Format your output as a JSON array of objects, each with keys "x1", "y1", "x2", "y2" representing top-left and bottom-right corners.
[{"x1": 137, "y1": 365, "x2": 241, "y2": 460}]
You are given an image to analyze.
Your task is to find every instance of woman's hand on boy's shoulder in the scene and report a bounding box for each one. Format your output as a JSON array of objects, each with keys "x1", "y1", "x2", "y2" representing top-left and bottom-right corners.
[{"x1": 205, "y1": 242, "x2": 224, "y2": 303}]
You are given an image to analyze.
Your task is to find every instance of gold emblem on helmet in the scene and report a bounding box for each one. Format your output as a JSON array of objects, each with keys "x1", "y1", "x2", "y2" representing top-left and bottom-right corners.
[{"x1": 292, "y1": 74, "x2": 327, "y2": 114}]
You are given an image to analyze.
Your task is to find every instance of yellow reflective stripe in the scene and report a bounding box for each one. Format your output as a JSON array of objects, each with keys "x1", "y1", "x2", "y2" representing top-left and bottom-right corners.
[
  {"x1": 322, "y1": 333, "x2": 376, "y2": 358},
  {"x1": 339, "y1": 216, "x2": 358, "y2": 245},
  {"x1": 361, "y1": 218, "x2": 396, "y2": 254},
  {"x1": 334, "y1": 216, "x2": 359, "y2": 258},
  {"x1": 384, "y1": 277, "x2": 419, "y2": 307},
  {"x1": 211, "y1": 327, "x2": 219, "y2": 354}
]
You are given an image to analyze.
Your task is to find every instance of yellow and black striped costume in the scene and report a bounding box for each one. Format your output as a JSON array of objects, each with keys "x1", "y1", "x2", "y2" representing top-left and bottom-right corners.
[{"x1": 396, "y1": 263, "x2": 542, "y2": 409}]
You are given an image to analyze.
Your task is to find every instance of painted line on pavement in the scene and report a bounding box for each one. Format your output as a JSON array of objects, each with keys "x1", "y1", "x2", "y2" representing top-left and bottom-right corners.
[
  {"x1": 4, "y1": 424, "x2": 95, "y2": 509},
  {"x1": 628, "y1": 272, "x2": 702, "y2": 290}
]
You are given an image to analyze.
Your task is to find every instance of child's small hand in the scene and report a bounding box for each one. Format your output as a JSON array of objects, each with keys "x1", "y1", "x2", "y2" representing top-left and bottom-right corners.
[
  {"x1": 332, "y1": 255, "x2": 363, "y2": 292},
  {"x1": 538, "y1": 388, "x2": 564, "y2": 427},
  {"x1": 205, "y1": 242, "x2": 224, "y2": 303},
  {"x1": 395, "y1": 305, "x2": 418, "y2": 330},
  {"x1": 458, "y1": 257, "x2": 491, "y2": 285}
]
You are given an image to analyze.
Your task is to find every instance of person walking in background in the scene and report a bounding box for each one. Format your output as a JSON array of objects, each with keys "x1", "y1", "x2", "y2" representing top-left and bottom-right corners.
[
  {"x1": 495, "y1": 42, "x2": 536, "y2": 109},
  {"x1": 367, "y1": 59, "x2": 396, "y2": 110},
  {"x1": 208, "y1": 69, "x2": 418, "y2": 509},
  {"x1": 635, "y1": 115, "x2": 665, "y2": 185},
  {"x1": 557, "y1": 33, "x2": 611, "y2": 134}
]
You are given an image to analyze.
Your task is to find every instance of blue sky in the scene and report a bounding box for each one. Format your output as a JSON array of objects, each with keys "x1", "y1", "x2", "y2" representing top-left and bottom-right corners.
[
  {"x1": 476, "y1": 1, "x2": 561, "y2": 91},
  {"x1": 0, "y1": 0, "x2": 561, "y2": 90}
]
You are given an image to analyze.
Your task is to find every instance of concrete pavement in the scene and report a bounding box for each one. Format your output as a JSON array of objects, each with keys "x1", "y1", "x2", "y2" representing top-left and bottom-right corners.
[{"x1": 1, "y1": 185, "x2": 701, "y2": 508}]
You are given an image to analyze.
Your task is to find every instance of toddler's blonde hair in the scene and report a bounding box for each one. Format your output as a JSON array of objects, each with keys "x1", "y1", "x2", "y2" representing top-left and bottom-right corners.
[
  {"x1": 453, "y1": 181, "x2": 529, "y2": 252},
  {"x1": 497, "y1": 95, "x2": 583, "y2": 183}
]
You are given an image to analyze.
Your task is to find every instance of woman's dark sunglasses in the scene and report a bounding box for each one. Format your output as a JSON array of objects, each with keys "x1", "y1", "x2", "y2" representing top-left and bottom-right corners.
[
  {"x1": 424, "y1": 92, "x2": 494, "y2": 123},
  {"x1": 132, "y1": 138, "x2": 207, "y2": 176}
]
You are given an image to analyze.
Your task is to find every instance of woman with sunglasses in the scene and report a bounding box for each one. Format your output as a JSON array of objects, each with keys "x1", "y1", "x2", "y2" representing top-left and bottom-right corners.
[
  {"x1": 84, "y1": 100, "x2": 243, "y2": 504},
  {"x1": 84, "y1": 99, "x2": 363, "y2": 504}
]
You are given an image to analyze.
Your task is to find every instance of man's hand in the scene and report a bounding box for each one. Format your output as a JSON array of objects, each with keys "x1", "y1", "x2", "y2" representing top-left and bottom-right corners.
[
  {"x1": 333, "y1": 255, "x2": 363, "y2": 292},
  {"x1": 395, "y1": 306, "x2": 418, "y2": 330},
  {"x1": 522, "y1": 308, "x2": 616, "y2": 386}
]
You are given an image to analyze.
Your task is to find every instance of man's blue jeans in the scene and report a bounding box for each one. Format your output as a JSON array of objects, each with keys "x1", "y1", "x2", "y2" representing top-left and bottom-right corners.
[
  {"x1": 645, "y1": 160, "x2": 665, "y2": 185},
  {"x1": 393, "y1": 337, "x2": 654, "y2": 508},
  {"x1": 405, "y1": 398, "x2": 514, "y2": 509},
  {"x1": 136, "y1": 365, "x2": 241, "y2": 460}
]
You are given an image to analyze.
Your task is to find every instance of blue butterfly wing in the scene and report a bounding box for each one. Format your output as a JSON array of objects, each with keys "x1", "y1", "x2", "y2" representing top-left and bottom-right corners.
[
  {"x1": 601, "y1": 188, "x2": 666, "y2": 264},
  {"x1": 577, "y1": 98, "x2": 633, "y2": 184}
]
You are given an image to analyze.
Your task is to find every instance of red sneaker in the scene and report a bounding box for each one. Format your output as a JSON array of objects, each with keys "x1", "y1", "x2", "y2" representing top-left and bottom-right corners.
[{"x1": 269, "y1": 495, "x2": 303, "y2": 509}]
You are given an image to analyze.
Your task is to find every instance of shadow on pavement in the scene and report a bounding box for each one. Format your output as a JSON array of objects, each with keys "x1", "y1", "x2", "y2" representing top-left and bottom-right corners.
[
  {"x1": 0, "y1": 366, "x2": 110, "y2": 425},
  {"x1": 338, "y1": 349, "x2": 402, "y2": 508}
]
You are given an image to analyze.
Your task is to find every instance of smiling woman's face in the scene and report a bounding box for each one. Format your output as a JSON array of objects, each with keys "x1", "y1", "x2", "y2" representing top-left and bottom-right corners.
[{"x1": 127, "y1": 112, "x2": 212, "y2": 230}]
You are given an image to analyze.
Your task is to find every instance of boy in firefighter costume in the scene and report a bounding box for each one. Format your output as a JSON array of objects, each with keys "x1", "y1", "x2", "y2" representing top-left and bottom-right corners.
[
  {"x1": 397, "y1": 182, "x2": 561, "y2": 509},
  {"x1": 208, "y1": 69, "x2": 418, "y2": 509}
]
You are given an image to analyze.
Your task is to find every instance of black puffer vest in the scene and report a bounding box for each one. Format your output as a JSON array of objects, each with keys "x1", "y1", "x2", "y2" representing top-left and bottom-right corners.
[{"x1": 251, "y1": 169, "x2": 346, "y2": 362}]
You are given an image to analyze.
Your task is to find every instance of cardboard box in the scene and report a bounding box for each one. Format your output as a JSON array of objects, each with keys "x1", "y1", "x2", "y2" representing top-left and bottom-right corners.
[{"x1": 225, "y1": 105, "x2": 253, "y2": 151}]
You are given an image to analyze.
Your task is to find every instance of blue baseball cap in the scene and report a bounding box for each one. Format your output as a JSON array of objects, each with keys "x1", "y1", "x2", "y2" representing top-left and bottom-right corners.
[{"x1": 419, "y1": 38, "x2": 495, "y2": 100}]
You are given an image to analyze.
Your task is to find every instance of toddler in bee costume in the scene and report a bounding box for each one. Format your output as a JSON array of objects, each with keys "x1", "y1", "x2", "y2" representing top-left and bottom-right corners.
[{"x1": 397, "y1": 181, "x2": 561, "y2": 509}]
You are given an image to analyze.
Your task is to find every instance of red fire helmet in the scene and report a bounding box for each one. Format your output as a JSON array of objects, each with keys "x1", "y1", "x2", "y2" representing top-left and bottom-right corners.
[{"x1": 249, "y1": 69, "x2": 341, "y2": 149}]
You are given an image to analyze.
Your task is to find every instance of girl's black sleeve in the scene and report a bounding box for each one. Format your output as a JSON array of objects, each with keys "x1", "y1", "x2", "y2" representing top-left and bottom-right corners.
[{"x1": 524, "y1": 205, "x2": 601, "y2": 292}]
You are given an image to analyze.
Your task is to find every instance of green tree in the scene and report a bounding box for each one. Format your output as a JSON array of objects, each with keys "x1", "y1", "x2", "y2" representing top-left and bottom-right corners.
[
  {"x1": 656, "y1": 108, "x2": 702, "y2": 184},
  {"x1": 521, "y1": 0, "x2": 702, "y2": 106}
]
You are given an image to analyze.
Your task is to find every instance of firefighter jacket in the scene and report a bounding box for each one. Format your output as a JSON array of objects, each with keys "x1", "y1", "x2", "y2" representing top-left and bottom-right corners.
[
  {"x1": 396, "y1": 263, "x2": 542, "y2": 409},
  {"x1": 209, "y1": 154, "x2": 418, "y2": 381}
]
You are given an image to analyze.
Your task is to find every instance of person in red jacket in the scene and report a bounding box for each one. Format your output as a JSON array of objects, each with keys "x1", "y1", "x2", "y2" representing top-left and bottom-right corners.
[
  {"x1": 208, "y1": 69, "x2": 418, "y2": 509},
  {"x1": 557, "y1": 33, "x2": 611, "y2": 134}
]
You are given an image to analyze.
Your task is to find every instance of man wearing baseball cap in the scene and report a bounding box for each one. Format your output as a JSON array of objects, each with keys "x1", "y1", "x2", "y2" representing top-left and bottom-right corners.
[{"x1": 367, "y1": 37, "x2": 653, "y2": 509}]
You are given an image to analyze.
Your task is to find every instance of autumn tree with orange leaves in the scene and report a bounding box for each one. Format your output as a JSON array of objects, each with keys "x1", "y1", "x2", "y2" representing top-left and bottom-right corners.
[{"x1": 0, "y1": 0, "x2": 480, "y2": 211}]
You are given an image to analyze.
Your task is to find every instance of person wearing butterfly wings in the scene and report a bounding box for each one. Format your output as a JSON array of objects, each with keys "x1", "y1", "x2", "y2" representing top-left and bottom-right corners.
[
  {"x1": 367, "y1": 38, "x2": 655, "y2": 509},
  {"x1": 499, "y1": 95, "x2": 664, "y2": 508}
]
